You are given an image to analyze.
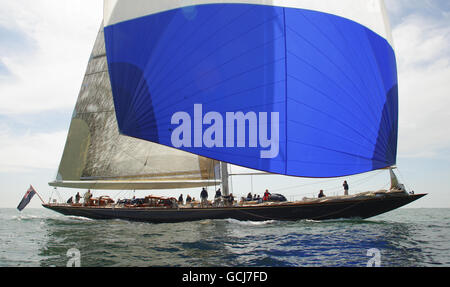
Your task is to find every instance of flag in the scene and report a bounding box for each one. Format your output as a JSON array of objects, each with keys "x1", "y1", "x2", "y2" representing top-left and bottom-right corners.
[{"x1": 17, "y1": 185, "x2": 37, "y2": 211}]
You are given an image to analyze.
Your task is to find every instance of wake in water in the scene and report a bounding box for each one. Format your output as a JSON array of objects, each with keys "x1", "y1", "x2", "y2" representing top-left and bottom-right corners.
[
  {"x1": 225, "y1": 218, "x2": 277, "y2": 226},
  {"x1": 9, "y1": 214, "x2": 63, "y2": 221},
  {"x1": 66, "y1": 216, "x2": 95, "y2": 221}
]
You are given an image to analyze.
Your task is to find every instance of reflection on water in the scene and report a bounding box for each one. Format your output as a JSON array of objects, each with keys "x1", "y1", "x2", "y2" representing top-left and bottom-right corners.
[{"x1": 0, "y1": 208, "x2": 449, "y2": 266}]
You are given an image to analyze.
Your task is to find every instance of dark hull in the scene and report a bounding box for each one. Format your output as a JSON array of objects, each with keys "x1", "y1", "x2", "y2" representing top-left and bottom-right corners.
[{"x1": 43, "y1": 194, "x2": 426, "y2": 223}]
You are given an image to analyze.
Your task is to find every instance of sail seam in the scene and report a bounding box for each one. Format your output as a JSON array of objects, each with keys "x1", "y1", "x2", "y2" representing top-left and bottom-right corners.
[
  {"x1": 85, "y1": 70, "x2": 108, "y2": 76},
  {"x1": 91, "y1": 53, "x2": 106, "y2": 59}
]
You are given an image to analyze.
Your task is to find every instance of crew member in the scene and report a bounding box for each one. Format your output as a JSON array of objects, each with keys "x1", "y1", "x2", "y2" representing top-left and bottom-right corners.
[
  {"x1": 83, "y1": 189, "x2": 92, "y2": 206},
  {"x1": 263, "y1": 189, "x2": 271, "y2": 201},
  {"x1": 75, "y1": 192, "x2": 81, "y2": 204},
  {"x1": 200, "y1": 188, "x2": 208, "y2": 207},
  {"x1": 318, "y1": 190, "x2": 326, "y2": 198},
  {"x1": 343, "y1": 181, "x2": 349, "y2": 196}
]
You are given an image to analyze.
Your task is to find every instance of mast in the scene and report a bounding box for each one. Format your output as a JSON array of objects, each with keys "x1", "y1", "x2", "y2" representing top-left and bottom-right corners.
[{"x1": 220, "y1": 162, "x2": 230, "y2": 196}]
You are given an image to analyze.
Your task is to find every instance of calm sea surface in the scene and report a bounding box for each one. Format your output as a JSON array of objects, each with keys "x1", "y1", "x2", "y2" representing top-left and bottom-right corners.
[{"x1": 0, "y1": 208, "x2": 449, "y2": 267}]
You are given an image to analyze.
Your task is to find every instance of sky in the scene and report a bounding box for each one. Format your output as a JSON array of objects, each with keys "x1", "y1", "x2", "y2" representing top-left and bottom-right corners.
[{"x1": 0, "y1": 0, "x2": 449, "y2": 209}]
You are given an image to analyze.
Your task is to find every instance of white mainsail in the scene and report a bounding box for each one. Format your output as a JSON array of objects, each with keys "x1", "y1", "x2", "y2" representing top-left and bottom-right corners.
[{"x1": 49, "y1": 26, "x2": 220, "y2": 190}]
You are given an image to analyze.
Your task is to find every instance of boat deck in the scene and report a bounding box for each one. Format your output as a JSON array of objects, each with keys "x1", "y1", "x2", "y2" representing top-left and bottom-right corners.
[{"x1": 47, "y1": 189, "x2": 413, "y2": 210}]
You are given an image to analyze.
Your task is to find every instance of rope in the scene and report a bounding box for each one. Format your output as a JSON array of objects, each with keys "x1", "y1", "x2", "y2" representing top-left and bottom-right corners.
[
  {"x1": 396, "y1": 168, "x2": 413, "y2": 192},
  {"x1": 270, "y1": 169, "x2": 384, "y2": 194}
]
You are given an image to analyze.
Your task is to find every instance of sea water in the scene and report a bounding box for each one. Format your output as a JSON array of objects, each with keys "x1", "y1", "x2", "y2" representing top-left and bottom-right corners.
[{"x1": 0, "y1": 208, "x2": 449, "y2": 267}]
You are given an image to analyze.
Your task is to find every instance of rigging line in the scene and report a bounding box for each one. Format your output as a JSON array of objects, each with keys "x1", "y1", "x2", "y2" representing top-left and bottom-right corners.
[
  {"x1": 85, "y1": 70, "x2": 108, "y2": 77},
  {"x1": 230, "y1": 164, "x2": 234, "y2": 195},
  {"x1": 112, "y1": 137, "x2": 153, "y2": 168},
  {"x1": 286, "y1": 22, "x2": 380, "y2": 128},
  {"x1": 140, "y1": 56, "x2": 286, "y2": 120},
  {"x1": 153, "y1": 28, "x2": 283, "y2": 100},
  {"x1": 329, "y1": 22, "x2": 396, "y2": 158},
  {"x1": 147, "y1": 8, "x2": 252, "y2": 95},
  {"x1": 324, "y1": 16, "x2": 393, "y2": 154},
  {"x1": 270, "y1": 177, "x2": 339, "y2": 192},
  {"x1": 211, "y1": 160, "x2": 217, "y2": 192},
  {"x1": 299, "y1": 11, "x2": 384, "y2": 126},
  {"x1": 146, "y1": 12, "x2": 218, "y2": 84},
  {"x1": 141, "y1": 94, "x2": 286, "y2": 129},
  {"x1": 143, "y1": 98, "x2": 288, "y2": 132},
  {"x1": 271, "y1": 169, "x2": 384, "y2": 193},
  {"x1": 395, "y1": 168, "x2": 412, "y2": 192},
  {"x1": 133, "y1": 134, "x2": 156, "y2": 187},
  {"x1": 326, "y1": 11, "x2": 388, "y2": 99},
  {"x1": 89, "y1": 101, "x2": 118, "y2": 193},
  {"x1": 288, "y1": 136, "x2": 376, "y2": 163},
  {"x1": 150, "y1": 5, "x2": 257, "y2": 94},
  {"x1": 49, "y1": 188, "x2": 54, "y2": 204},
  {"x1": 150, "y1": 12, "x2": 284, "y2": 98},
  {"x1": 287, "y1": 88, "x2": 378, "y2": 148},
  {"x1": 91, "y1": 53, "x2": 106, "y2": 60},
  {"x1": 286, "y1": 29, "x2": 394, "y2": 159},
  {"x1": 143, "y1": 6, "x2": 226, "y2": 88},
  {"x1": 286, "y1": 51, "x2": 382, "y2": 143},
  {"x1": 101, "y1": 130, "x2": 123, "y2": 181},
  {"x1": 206, "y1": 158, "x2": 213, "y2": 192},
  {"x1": 287, "y1": 119, "x2": 375, "y2": 155},
  {"x1": 147, "y1": 33, "x2": 285, "y2": 112}
]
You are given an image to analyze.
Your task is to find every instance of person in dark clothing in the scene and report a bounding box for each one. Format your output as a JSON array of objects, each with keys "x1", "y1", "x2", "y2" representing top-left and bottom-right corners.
[
  {"x1": 200, "y1": 188, "x2": 208, "y2": 206},
  {"x1": 178, "y1": 194, "x2": 184, "y2": 205},
  {"x1": 186, "y1": 194, "x2": 192, "y2": 204},
  {"x1": 75, "y1": 192, "x2": 81, "y2": 204},
  {"x1": 67, "y1": 196, "x2": 73, "y2": 204},
  {"x1": 247, "y1": 192, "x2": 253, "y2": 201},
  {"x1": 343, "y1": 181, "x2": 349, "y2": 196},
  {"x1": 215, "y1": 188, "x2": 222, "y2": 198},
  {"x1": 214, "y1": 189, "x2": 222, "y2": 206},
  {"x1": 318, "y1": 190, "x2": 326, "y2": 198},
  {"x1": 229, "y1": 193, "x2": 234, "y2": 205}
]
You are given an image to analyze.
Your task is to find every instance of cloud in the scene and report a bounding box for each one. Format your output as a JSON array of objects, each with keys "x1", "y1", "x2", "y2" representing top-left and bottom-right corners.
[
  {"x1": 385, "y1": 0, "x2": 450, "y2": 26},
  {"x1": 389, "y1": 8, "x2": 450, "y2": 159},
  {"x1": 0, "y1": 24, "x2": 36, "y2": 56},
  {"x1": 0, "y1": 0, "x2": 103, "y2": 115},
  {"x1": 0, "y1": 59, "x2": 10, "y2": 78},
  {"x1": 0, "y1": 124, "x2": 67, "y2": 172}
]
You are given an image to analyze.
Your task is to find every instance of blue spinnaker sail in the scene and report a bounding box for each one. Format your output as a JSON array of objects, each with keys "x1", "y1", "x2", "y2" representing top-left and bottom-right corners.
[{"x1": 103, "y1": 1, "x2": 398, "y2": 178}]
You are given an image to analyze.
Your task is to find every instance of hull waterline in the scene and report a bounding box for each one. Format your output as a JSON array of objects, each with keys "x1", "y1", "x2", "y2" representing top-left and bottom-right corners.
[{"x1": 43, "y1": 194, "x2": 426, "y2": 223}]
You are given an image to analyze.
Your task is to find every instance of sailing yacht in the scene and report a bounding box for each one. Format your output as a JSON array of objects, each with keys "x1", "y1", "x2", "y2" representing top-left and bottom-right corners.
[{"x1": 43, "y1": 0, "x2": 425, "y2": 222}]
